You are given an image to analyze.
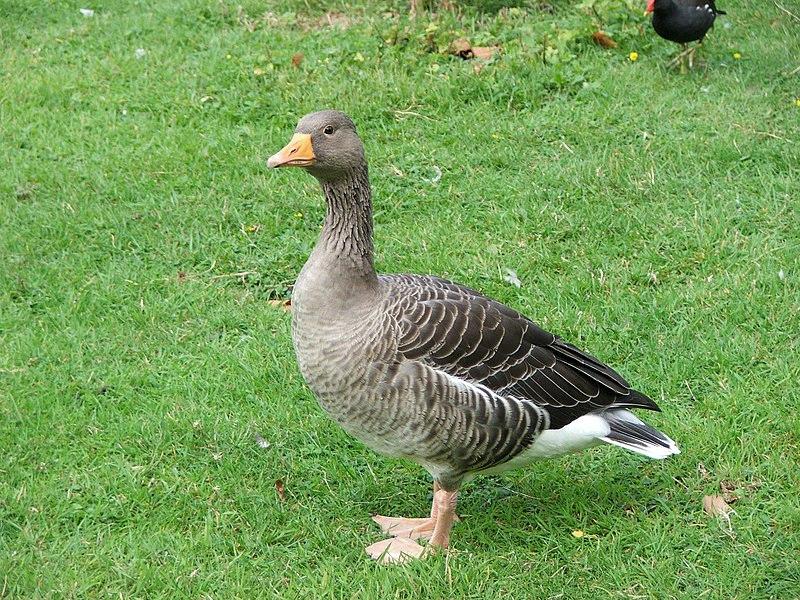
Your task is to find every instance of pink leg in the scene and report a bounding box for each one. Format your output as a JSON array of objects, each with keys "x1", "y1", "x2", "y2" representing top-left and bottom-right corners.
[
  {"x1": 428, "y1": 488, "x2": 458, "y2": 549},
  {"x1": 371, "y1": 481, "x2": 440, "y2": 539},
  {"x1": 366, "y1": 482, "x2": 460, "y2": 564}
]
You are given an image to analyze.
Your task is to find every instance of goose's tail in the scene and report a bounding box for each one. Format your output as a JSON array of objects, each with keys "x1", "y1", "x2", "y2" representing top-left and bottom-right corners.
[{"x1": 600, "y1": 409, "x2": 680, "y2": 459}]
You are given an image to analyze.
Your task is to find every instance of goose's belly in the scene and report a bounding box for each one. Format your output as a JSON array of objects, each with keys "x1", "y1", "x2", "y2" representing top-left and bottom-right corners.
[{"x1": 291, "y1": 304, "x2": 412, "y2": 457}]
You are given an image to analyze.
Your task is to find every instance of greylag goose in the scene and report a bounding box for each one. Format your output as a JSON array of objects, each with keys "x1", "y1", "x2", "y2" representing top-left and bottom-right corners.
[{"x1": 268, "y1": 110, "x2": 680, "y2": 564}]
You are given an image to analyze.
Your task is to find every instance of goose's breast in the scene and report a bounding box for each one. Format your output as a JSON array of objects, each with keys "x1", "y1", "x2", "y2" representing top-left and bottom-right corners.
[{"x1": 291, "y1": 296, "x2": 395, "y2": 403}]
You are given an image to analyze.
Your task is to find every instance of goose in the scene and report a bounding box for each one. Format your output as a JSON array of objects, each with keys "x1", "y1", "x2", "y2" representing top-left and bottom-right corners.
[{"x1": 267, "y1": 110, "x2": 680, "y2": 564}]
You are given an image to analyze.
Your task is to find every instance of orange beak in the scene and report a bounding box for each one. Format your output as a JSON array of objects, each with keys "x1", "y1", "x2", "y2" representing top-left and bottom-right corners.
[{"x1": 267, "y1": 133, "x2": 316, "y2": 168}]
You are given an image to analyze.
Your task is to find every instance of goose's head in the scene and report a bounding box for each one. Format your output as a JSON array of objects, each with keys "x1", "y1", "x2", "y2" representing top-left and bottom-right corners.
[{"x1": 267, "y1": 110, "x2": 365, "y2": 182}]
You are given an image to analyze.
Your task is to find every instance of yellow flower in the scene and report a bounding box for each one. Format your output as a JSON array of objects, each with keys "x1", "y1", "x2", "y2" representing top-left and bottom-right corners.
[
  {"x1": 629, "y1": 51, "x2": 639, "y2": 62},
  {"x1": 733, "y1": 52, "x2": 742, "y2": 60},
  {"x1": 794, "y1": 98, "x2": 800, "y2": 107}
]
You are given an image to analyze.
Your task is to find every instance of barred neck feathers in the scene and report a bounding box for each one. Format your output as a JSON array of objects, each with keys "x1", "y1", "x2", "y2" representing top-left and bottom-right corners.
[{"x1": 312, "y1": 164, "x2": 378, "y2": 295}]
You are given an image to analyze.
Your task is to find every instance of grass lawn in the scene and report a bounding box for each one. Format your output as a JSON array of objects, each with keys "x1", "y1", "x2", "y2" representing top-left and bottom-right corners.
[{"x1": 2, "y1": 0, "x2": 799, "y2": 597}]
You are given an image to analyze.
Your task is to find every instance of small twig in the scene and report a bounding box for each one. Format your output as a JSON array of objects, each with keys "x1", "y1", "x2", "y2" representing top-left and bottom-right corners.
[
  {"x1": 672, "y1": 476, "x2": 690, "y2": 491},
  {"x1": 783, "y1": 64, "x2": 800, "y2": 77},
  {"x1": 684, "y1": 380, "x2": 697, "y2": 403},
  {"x1": 733, "y1": 123, "x2": 792, "y2": 142},
  {"x1": 495, "y1": 484, "x2": 538, "y2": 500},
  {"x1": 774, "y1": 0, "x2": 800, "y2": 23},
  {"x1": 209, "y1": 270, "x2": 257, "y2": 279},
  {"x1": 392, "y1": 109, "x2": 434, "y2": 121},
  {"x1": 590, "y1": 5, "x2": 604, "y2": 28}
]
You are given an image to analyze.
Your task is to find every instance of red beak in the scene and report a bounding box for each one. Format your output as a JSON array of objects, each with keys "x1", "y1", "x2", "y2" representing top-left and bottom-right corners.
[{"x1": 645, "y1": 0, "x2": 655, "y2": 13}]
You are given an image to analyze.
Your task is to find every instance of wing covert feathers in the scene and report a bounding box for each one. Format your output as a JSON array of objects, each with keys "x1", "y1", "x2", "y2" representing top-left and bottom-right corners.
[{"x1": 384, "y1": 274, "x2": 660, "y2": 431}]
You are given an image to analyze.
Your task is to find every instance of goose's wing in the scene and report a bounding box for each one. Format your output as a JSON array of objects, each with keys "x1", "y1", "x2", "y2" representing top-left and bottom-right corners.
[{"x1": 384, "y1": 274, "x2": 659, "y2": 430}]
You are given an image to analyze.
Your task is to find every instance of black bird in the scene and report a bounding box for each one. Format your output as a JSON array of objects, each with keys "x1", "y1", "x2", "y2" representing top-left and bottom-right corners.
[{"x1": 646, "y1": 0, "x2": 727, "y2": 70}]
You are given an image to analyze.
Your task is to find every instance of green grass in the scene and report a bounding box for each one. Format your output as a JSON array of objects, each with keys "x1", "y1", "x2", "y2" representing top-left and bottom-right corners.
[{"x1": 2, "y1": 0, "x2": 799, "y2": 597}]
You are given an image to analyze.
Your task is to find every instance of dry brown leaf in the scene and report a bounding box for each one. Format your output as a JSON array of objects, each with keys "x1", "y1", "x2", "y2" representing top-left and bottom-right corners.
[
  {"x1": 449, "y1": 38, "x2": 473, "y2": 59},
  {"x1": 298, "y1": 11, "x2": 352, "y2": 31},
  {"x1": 291, "y1": 52, "x2": 304, "y2": 68},
  {"x1": 236, "y1": 6, "x2": 258, "y2": 32},
  {"x1": 321, "y1": 11, "x2": 351, "y2": 29},
  {"x1": 268, "y1": 299, "x2": 292, "y2": 312},
  {"x1": 703, "y1": 495, "x2": 733, "y2": 519},
  {"x1": 275, "y1": 479, "x2": 286, "y2": 502},
  {"x1": 472, "y1": 46, "x2": 500, "y2": 60},
  {"x1": 745, "y1": 479, "x2": 763, "y2": 493},
  {"x1": 697, "y1": 462, "x2": 710, "y2": 480},
  {"x1": 720, "y1": 478, "x2": 762, "y2": 502},
  {"x1": 592, "y1": 31, "x2": 618, "y2": 49},
  {"x1": 177, "y1": 271, "x2": 187, "y2": 283},
  {"x1": 720, "y1": 480, "x2": 738, "y2": 503}
]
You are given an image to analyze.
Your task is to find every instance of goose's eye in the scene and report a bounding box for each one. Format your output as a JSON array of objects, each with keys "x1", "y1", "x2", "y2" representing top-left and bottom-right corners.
[{"x1": 323, "y1": 125, "x2": 334, "y2": 135}]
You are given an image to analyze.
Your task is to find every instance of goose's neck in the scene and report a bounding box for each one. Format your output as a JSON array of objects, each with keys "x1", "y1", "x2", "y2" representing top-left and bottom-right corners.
[{"x1": 315, "y1": 164, "x2": 378, "y2": 284}]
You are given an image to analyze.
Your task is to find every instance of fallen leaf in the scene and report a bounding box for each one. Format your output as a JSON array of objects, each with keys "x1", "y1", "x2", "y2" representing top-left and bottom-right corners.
[
  {"x1": 449, "y1": 38, "x2": 473, "y2": 59},
  {"x1": 720, "y1": 480, "x2": 738, "y2": 503},
  {"x1": 79, "y1": 8, "x2": 94, "y2": 17},
  {"x1": 697, "y1": 462, "x2": 710, "y2": 479},
  {"x1": 253, "y1": 67, "x2": 265, "y2": 76},
  {"x1": 254, "y1": 433, "x2": 270, "y2": 449},
  {"x1": 571, "y1": 529, "x2": 585, "y2": 538},
  {"x1": 592, "y1": 31, "x2": 618, "y2": 49},
  {"x1": 15, "y1": 184, "x2": 36, "y2": 200},
  {"x1": 719, "y1": 478, "x2": 762, "y2": 503},
  {"x1": 291, "y1": 52, "x2": 304, "y2": 68},
  {"x1": 745, "y1": 479, "x2": 763, "y2": 493},
  {"x1": 275, "y1": 479, "x2": 286, "y2": 502},
  {"x1": 472, "y1": 46, "x2": 500, "y2": 60},
  {"x1": 177, "y1": 271, "x2": 187, "y2": 283},
  {"x1": 703, "y1": 495, "x2": 733, "y2": 520},
  {"x1": 473, "y1": 62, "x2": 484, "y2": 74},
  {"x1": 503, "y1": 268, "x2": 522, "y2": 288},
  {"x1": 135, "y1": 48, "x2": 146, "y2": 59},
  {"x1": 268, "y1": 299, "x2": 292, "y2": 312},
  {"x1": 316, "y1": 11, "x2": 351, "y2": 29}
]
